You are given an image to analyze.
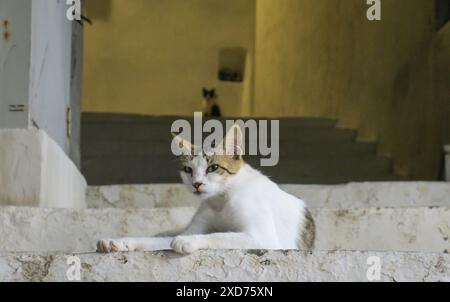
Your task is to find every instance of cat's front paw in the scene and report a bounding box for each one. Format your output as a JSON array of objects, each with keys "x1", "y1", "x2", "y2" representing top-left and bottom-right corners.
[
  {"x1": 97, "y1": 239, "x2": 135, "y2": 253},
  {"x1": 171, "y1": 236, "x2": 201, "y2": 255}
]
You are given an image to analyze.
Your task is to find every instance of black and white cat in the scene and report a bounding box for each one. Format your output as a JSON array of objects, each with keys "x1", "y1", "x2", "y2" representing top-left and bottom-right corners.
[
  {"x1": 97, "y1": 125, "x2": 315, "y2": 254},
  {"x1": 202, "y1": 88, "x2": 221, "y2": 117}
]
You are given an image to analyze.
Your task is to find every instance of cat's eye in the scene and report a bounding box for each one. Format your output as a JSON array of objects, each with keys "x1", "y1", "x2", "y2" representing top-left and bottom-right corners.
[
  {"x1": 206, "y1": 164, "x2": 219, "y2": 174},
  {"x1": 183, "y1": 166, "x2": 193, "y2": 174}
]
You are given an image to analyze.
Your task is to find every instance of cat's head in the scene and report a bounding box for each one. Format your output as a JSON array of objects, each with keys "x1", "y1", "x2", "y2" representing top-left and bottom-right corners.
[
  {"x1": 203, "y1": 88, "x2": 217, "y2": 100},
  {"x1": 173, "y1": 125, "x2": 243, "y2": 199}
]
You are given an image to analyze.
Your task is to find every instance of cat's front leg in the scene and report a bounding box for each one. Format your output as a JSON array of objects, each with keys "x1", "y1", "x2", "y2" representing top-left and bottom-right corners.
[
  {"x1": 170, "y1": 235, "x2": 203, "y2": 254},
  {"x1": 97, "y1": 237, "x2": 173, "y2": 253},
  {"x1": 97, "y1": 238, "x2": 137, "y2": 253},
  {"x1": 171, "y1": 232, "x2": 259, "y2": 255}
]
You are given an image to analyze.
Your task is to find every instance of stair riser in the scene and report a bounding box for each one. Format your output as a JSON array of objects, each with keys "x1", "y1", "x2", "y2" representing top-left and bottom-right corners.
[
  {"x1": 82, "y1": 157, "x2": 391, "y2": 173},
  {"x1": 82, "y1": 114, "x2": 337, "y2": 129},
  {"x1": 83, "y1": 175, "x2": 407, "y2": 186},
  {"x1": 0, "y1": 207, "x2": 448, "y2": 253},
  {"x1": 86, "y1": 183, "x2": 450, "y2": 209},
  {"x1": 82, "y1": 128, "x2": 356, "y2": 143},
  {"x1": 82, "y1": 142, "x2": 377, "y2": 158},
  {"x1": 82, "y1": 157, "x2": 392, "y2": 186}
]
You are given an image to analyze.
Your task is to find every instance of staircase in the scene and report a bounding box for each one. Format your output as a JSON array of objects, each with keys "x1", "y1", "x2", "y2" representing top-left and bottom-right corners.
[
  {"x1": 0, "y1": 114, "x2": 447, "y2": 281},
  {"x1": 81, "y1": 113, "x2": 406, "y2": 185},
  {"x1": 0, "y1": 182, "x2": 449, "y2": 281}
]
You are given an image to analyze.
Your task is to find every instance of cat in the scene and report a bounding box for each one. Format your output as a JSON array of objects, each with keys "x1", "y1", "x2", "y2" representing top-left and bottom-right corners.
[
  {"x1": 202, "y1": 88, "x2": 221, "y2": 118},
  {"x1": 97, "y1": 125, "x2": 315, "y2": 254}
]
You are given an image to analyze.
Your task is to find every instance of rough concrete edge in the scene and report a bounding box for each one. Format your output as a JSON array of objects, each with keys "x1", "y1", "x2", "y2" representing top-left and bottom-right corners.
[
  {"x1": 0, "y1": 250, "x2": 449, "y2": 282},
  {"x1": 86, "y1": 182, "x2": 450, "y2": 209}
]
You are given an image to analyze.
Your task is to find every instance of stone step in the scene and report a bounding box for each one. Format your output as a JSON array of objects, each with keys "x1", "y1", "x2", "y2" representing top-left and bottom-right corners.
[
  {"x1": 81, "y1": 113, "x2": 400, "y2": 185},
  {"x1": 82, "y1": 141, "x2": 377, "y2": 158},
  {"x1": 82, "y1": 113, "x2": 337, "y2": 129},
  {"x1": 0, "y1": 206, "x2": 448, "y2": 253},
  {"x1": 82, "y1": 156, "x2": 393, "y2": 186},
  {"x1": 82, "y1": 127, "x2": 357, "y2": 143},
  {"x1": 0, "y1": 250, "x2": 448, "y2": 282},
  {"x1": 86, "y1": 182, "x2": 450, "y2": 209},
  {"x1": 272, "y1": 174, "x2": 407, "y2": 185}
]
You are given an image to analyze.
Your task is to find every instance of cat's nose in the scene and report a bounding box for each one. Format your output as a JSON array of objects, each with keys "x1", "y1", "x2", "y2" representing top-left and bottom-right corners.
[{"x1": 192, "y1": 182, "x2": 203, "y2": 190}]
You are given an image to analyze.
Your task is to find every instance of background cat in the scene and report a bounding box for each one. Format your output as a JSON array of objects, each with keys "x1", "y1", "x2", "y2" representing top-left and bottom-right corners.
[{"x1": 202, "y1": 88, "x2": 222, "y2": 117}]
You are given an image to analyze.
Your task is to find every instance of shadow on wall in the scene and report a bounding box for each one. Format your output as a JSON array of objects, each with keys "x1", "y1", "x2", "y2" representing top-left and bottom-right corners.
[
  {"x1": 435, "y1": 0, "x2": 450, "y2": 30},
  {"x1": 85, "y1": 0, "x2": 112, "y2": 21}
]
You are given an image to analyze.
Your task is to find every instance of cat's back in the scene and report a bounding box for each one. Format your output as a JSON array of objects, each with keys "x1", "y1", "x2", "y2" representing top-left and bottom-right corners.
[
  {"x1": 227, "y1": 163, "x2": 314, "y2": 249},
  {"x1": 234, "y1": 163, "x2": 306, "y2": 208}
]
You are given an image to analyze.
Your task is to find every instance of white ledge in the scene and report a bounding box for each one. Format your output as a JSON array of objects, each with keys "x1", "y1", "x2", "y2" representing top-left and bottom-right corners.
[
  {"x1": 0, "y1": 250, "x2": 449, "y2": 282},
  {"x1": 0, "y1": 206, "x2": 448, "y2": 253},
  {"x1": 87, "y1": 182, "x2": 450, "y2": 209}
]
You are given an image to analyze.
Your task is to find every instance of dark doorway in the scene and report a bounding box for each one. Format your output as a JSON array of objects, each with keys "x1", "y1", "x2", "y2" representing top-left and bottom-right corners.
[{"x1": 436, "y1": 0, "x2": 450, "y2": 30}]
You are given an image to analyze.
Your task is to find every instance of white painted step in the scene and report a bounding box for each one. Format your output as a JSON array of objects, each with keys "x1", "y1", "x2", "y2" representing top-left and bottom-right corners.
[
  {"x1": 86, "y1": 182, "x2": 450, "y2": 209},
  {"x1": 1, "y1": 250, "x2": 448, "y2": 282},
  {"x1": 0, "y1": 206, "x2": 448, "y2": 253}
]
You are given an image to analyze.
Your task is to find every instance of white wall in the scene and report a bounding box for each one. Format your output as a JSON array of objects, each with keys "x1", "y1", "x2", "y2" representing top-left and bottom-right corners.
[
  {"x1": 0, "y1": 0, "x2": 80, "y2": 158},
  {"x1": 0, "y1": 0, "x2": 31, "y2": 128},
  {"x1": 29, "y1": 0, "x2": 73, "y2": 153},
  {"x1": 0, "y1": 1, "x2": 86, "y2": 207},
  {"x1": 0, "y1": 129, "x2": 86, "y2": 208}
]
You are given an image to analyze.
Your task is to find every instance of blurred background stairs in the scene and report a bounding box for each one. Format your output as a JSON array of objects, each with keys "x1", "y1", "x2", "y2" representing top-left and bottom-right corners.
[{"x1": 81, "y1": 113, "x2": 407, "y2": 185}]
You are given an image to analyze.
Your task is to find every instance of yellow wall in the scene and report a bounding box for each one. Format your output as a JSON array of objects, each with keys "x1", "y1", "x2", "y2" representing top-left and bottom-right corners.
[
  {"x1": 82, "y1": 0, "x2": 255, "y2": 116},
  {"x1": 83, "y1": 0, "x2": 449, "y2": 179},
  {"x1": 253, "y1": 0, "x2": 449, "y2": 179}
]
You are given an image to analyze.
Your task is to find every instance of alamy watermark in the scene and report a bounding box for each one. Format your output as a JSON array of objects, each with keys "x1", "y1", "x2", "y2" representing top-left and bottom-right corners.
[
  {"x1": 66, "y1": 0, "x2": 81, "y2": 21},
  {"x1": 66, "y1": 255, "x2": 81, "y2": 281},
  {"x1": 171, "y1": 113, "x2": 280, "y2": 167},
  {"x1": 366, "y1": 256, "x2": 382, "y2": 281},
  {"x1": 367, "y1": 0, "x2": 382, "y2": 21}
]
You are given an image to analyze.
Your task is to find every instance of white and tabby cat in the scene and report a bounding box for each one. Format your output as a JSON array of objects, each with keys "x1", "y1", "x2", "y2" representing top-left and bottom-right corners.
[{"x1": 97, "y1": 125, "x2": 315, "y2": 254}]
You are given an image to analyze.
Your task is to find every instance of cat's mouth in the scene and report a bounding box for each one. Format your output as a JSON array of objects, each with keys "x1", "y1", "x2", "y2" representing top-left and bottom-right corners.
[{"x1": 194, "y1": 190, "x2": 205, "y2": 195}]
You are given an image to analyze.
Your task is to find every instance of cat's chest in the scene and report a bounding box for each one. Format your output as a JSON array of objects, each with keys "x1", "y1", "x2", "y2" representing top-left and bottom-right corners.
[{"x1": 206, "y1": 199, "x2": 245, "y2": 232}]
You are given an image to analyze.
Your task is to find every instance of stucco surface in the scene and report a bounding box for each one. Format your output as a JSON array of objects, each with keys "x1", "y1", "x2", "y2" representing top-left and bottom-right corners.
[
  {"x1": 86, "y1": 183, "x2": 450, "y2": 209},
  {"x1": 0, "y1": 250, "x2": 448, "y2": 282}
]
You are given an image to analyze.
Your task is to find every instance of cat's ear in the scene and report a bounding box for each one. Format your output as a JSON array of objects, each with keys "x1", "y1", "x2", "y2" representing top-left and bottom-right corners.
[
  {"x1": 172, "y1": 133, "x2": 194, "y2": 156},
  {"x1": 221, "y1": 124, "x2": 243, "y2": 160}
]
